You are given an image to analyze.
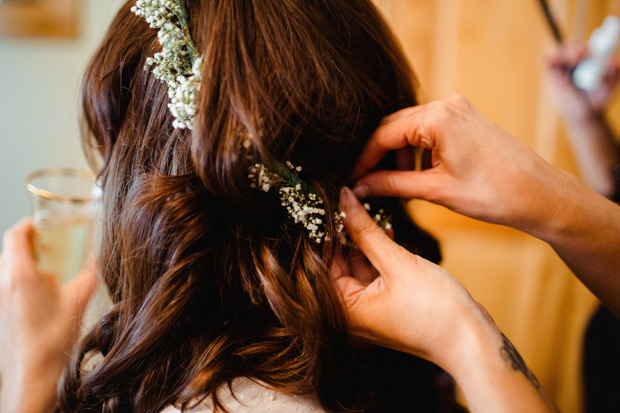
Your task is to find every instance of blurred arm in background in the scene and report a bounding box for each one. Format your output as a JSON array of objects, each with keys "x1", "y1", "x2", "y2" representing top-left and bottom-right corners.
[{"x1": 546, "y1": 43, "x2": 620, "y2": 199}]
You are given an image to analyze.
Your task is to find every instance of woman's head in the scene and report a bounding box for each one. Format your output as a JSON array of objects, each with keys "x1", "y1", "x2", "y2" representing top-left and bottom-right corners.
[
  {"x1": 85, "y1": 0, "x2": 417, "y2": 200},
  {"x1": 61, "y1": 1, "x2": 440, "y2": 412}
]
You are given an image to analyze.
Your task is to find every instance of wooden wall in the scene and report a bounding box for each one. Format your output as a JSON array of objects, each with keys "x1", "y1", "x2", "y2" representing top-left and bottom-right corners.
[{"x1": 372, "y1": 1, "x2": 620, "y2": 411}]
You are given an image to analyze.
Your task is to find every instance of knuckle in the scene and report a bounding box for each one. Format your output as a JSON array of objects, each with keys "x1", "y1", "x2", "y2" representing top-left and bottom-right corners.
[
  {"x1": 444, "y1": 94, "x2": 473, "y2": 117},
  {"x1": 405, "y1": 118, "x2": 431, "y2": 148},
  {"x1": 460, "y1": 96, "x2": 474, "y2": 110},
  {"x1": 386, "y1": 174, "x2": 400, "y2": 195},
  {"x1": 447, "y1": 93, "x2": 469, "y2": 106},
  {"x1": 427, "y1": 99, "x2": 445, "y2": 114},
  {"x1": 418, "y1": 121, "x2": 433, "y2": 143},
  {"x1": 406, "y1": 251, "x2": 421, "y2": 270},
  {"x1": 436, "y1": 100, "x2": 453, "y2": 117},
  {"x1": 404, "y1": 122, "x2": 420, "y2": 143},
  {"x1": 455, "y1": 93, "x2": 468, "y2": 104},
  {"x1": 356, "y1": 219, "x2": 379, "y2": 240}
]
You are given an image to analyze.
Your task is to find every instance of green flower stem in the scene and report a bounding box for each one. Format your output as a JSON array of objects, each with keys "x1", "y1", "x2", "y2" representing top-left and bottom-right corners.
[{"x1": 174, "y1": 0, "x2": 199, "y2": 62}]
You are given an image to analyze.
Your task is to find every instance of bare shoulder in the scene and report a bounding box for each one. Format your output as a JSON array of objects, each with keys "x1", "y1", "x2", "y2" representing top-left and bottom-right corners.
[{"x1": 161, "y1": 378, "x2": 326, "y2": 413}]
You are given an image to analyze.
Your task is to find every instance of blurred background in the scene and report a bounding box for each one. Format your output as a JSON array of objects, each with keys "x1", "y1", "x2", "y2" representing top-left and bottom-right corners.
[
  {"x1": 0, "y1": 0, "x2": 124, "y2": 235},
  {"x1": 1, "y1": 0, "x2": 619, "y2": 412}
]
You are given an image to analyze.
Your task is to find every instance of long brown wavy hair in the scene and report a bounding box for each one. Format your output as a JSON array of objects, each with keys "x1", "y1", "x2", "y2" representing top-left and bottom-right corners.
[{"x1": 58, "y1": 1, "x2": 457, "y2": 412}]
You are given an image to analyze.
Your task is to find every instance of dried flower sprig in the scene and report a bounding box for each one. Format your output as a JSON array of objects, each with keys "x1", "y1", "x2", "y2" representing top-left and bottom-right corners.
[
  {"x1": 248, "y1": 161, "x2": 346, "y2": 244},
  {"x1": 131, "y1": 0, "x2": 203, "y2": 129}
]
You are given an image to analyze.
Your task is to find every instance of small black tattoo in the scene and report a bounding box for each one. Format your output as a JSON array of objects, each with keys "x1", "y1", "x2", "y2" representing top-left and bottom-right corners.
[{"x1": 500, "y1": 333, "x2": 541, "y2": 390}]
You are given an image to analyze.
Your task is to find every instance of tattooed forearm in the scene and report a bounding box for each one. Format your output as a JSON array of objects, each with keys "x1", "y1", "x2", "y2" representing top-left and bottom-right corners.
[{"x1": 499, "y1": 333, "x2": 541, "y2": 390}]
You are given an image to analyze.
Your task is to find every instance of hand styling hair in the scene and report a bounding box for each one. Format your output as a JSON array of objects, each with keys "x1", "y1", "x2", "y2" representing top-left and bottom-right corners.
[{"x1": 58, "y1": 1, "x2": 450, "y2": 412}]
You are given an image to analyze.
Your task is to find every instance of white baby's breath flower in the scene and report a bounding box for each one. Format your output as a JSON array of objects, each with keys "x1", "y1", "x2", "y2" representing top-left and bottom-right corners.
[
  {"x1": 247, "y1": 159, "x2": 390, "y2": 244},
  {"x1": 247, "y1": 161, "x2": 349, "y2": 244},
  {"x1": 132, "y1": 0, "x2": 202, "y2": 129}
]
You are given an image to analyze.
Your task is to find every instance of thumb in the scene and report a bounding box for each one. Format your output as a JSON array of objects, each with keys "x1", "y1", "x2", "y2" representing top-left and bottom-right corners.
[
  {"x1": 340, "y1": 187, "x2": 403, "y2": 274},
  {"x1": 64, "y1": 259, "x2": 99, "y2": 316},
  {"x1": 353, "y1": 169, "x2": 444, "y2": 201}
]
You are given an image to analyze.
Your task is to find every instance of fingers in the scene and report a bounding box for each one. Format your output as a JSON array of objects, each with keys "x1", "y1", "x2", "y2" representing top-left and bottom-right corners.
[
  {"x1": 546, "y1": 43, "x2": 587, "y2": 70},
  {"x1": 339, "y1": 187, "x2": 402, "y2": 273},
  {"x1": 348, "y1": 248, "x2": 379, "y2": 285},
  {"x1": 329, "y1": 251, "x2": 349, "y2": 283},
  {"x1": 329, "y1": 251, "x2": 365, "y2": 302},
  {"x1": 65, "y1": 260, "x2": 99, "y2": 316},
  {"x1": 2, "y1": 218, "x2": 37, "y2": 277},
  {"x1": 351, "y1": 106, "x2": 435, "y2": 178},
  {"x1": 353, "y1": 169, "x2": 444, "y2": 200},
  {"x1": 380, "y1": 106, "x2": 419, "y2": 125}
]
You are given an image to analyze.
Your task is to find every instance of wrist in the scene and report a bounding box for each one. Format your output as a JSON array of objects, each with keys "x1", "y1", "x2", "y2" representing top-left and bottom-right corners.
[
  {"x1": 528, "y1": 171, "x2": 596, "y2": 245},
  {"x1": 429, "y1": 301, "x2": 500, "y2": 377},
  {"x1": 432, "y1": 304, "x2": 557, "y2": 412},
  {"x1": 501, "y1": 159, "x2": 575, "y2": 241}
]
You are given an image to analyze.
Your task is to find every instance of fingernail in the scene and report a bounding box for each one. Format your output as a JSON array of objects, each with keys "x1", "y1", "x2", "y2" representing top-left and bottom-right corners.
[
  {"x1": 340, "y1": 186, "x2": 353, "y2": 207},
  {"x1": 352, "y1": 184, "x2": 369, "y2": 199}
]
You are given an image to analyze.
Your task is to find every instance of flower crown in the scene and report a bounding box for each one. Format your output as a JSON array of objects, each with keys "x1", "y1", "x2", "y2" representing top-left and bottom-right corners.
[{"x1": 132, "y1": 0, "x2": 391, "y2": 243}]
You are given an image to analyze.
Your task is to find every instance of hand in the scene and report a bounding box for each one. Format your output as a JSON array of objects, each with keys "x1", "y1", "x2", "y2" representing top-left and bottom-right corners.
[
  {"x1": 546, "y1": 43, "x2": 619, "y2": 120},
  {"x1": 331, "y1": 187, "x2": 491, "y2": 369},
  {"x1": 0, "y1": 219, "x2": 98, "y2": 413},
  {"x1": 351, "y1": 95, "x2": 572, "y2": 236},
  {"x1": 333, "y1": 187, "x2": 558, "y2": 413}
]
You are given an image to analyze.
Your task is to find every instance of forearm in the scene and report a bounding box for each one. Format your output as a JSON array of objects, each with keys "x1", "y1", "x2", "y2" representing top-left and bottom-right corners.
[
  {"x1": 445, "y1": 169, "x2": 620, "y2": 411},
  {"x1": 528, "y1": 171, "x2": 620, "y2": 316},
  {"x1": 561, "y1": 111, "x2": 619, "y2": 197},
  {"x1": 437, "y1": 310, "x2": 556, "y2": 413}
]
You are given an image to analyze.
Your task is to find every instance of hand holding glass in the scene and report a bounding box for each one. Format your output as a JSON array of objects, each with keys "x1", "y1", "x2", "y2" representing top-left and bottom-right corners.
[{"x1": 26, "y1": 168, "x2": 97, "y2": 284}]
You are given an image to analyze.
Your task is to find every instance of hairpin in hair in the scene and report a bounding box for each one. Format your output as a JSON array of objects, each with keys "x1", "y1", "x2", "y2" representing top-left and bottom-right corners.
[{"x1": 131, "y1": 0, "x2": 203, "y2": 129}]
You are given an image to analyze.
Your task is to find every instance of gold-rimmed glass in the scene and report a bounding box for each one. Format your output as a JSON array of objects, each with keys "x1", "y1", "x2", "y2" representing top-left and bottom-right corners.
[{"x1": 26, "y1": 168, "x2": 97, "y2": 284}]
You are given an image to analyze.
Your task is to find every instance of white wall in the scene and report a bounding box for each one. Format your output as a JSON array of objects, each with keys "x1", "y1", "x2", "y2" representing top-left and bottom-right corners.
[{"x1": 0, "y1": 0, "x2": 125, "y2": 240}]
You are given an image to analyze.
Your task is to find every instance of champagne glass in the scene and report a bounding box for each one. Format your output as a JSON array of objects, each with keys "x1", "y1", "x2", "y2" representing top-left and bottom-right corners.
[{"x1": 26, "y1": 168, "x2": 97, "y2": 284}]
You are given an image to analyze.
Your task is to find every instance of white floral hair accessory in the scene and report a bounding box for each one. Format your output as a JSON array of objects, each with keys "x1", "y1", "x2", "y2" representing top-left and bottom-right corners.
[
  {"x1": 248, "y1": 160, "x2": 391, "y2": 244},
  {"x1": 132, "y1": 0, "x2": 390, "y2": 242},
  {"x1": 131, "y1": 0, "x2": 203, "y2": 129},
  {"x1": 248, "y1": 161, "x2": 344, "y2": 244}
]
